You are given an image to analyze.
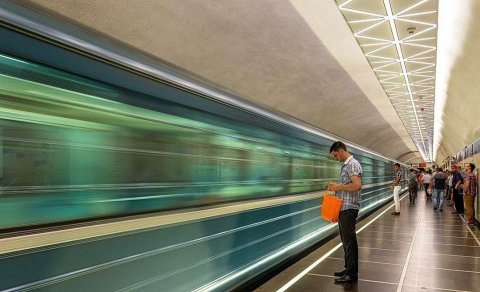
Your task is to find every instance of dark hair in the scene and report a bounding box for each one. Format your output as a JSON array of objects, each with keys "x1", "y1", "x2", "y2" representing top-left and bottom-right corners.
[
  {"x1": 394, "y1": 163, "x2": 400, "y2": 168},
  {"x1": 468, "y1": 163, "x2": 476, "y2": 171},
  {"x1": 330, "y1": 141, "x2": 347, "y2": 153}
]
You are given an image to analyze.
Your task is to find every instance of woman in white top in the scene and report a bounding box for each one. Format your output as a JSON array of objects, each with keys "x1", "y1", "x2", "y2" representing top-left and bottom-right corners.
[
  {"x1": 446, "y1": 171, "x2": 453, "y2": 203},
  {"x1": 423, "y1": 170, "x2": 432, "y2": 199}
]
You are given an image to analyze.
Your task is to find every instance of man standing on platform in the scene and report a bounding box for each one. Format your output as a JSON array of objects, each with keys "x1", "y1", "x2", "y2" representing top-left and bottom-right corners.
[
  {"x1": 327, "y1": 141, "x2": 362, "y2": 284},
  {"x1": 432, "y1": 167, "x2": 447, "y2": 212},
  {"x1": 463, "y1": 163, "x2": 477, "y2": 226},
  {"x1": 391, "y1": 163, "x2": 402, "y2": 215},
  {"x1": 451, "y1": 165, "x2": 464, "y2": 215}
]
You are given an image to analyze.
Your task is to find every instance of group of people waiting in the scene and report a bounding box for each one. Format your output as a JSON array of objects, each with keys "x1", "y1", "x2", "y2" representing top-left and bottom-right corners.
[{"x1": 402, "y1": 164, "x2": 478, "y2": 226}]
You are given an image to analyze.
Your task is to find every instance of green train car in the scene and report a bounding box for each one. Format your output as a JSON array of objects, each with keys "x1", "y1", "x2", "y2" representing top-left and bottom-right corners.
[{"x1": 0, "y1": 52, "x2": 407, "y2": 230}]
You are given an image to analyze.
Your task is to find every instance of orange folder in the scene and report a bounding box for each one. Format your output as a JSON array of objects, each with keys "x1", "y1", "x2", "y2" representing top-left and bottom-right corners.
[{"x1": 321, "y1": 194, "x2": 343, "y2": 222}]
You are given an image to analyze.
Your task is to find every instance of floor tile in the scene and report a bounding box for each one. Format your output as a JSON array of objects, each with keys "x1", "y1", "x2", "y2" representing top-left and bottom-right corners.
[
  {"x1": 403, "y1": 265, "x2": 480, "y2": 291},
  {"x1": 255, "y1": 191, "x2": 479, "y2": 292},
  {"x1": 290, "y1": 274, "x2": 397, "y2": 292}
]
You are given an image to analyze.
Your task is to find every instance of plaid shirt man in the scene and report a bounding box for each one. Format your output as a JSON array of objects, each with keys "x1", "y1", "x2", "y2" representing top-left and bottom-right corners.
[
  {"x1": 393, "y1": 170, "x2": 402, "y2": 186},
  {"x1": 465, "y1": 172, "x2": 477, "y2": 197},
  {"x1": 337, "y1": 155, "x2": 362, "y2": 210}
]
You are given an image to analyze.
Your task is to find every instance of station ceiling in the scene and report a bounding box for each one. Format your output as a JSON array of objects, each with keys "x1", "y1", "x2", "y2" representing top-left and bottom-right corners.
[{"x1": 20, "y1": 0, "x2": 480, "y2": 164}]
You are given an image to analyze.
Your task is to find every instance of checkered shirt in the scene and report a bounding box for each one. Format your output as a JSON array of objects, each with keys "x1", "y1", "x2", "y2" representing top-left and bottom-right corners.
[{"x1": 336, "y1": 155, "x2": 362, "y2": 210}]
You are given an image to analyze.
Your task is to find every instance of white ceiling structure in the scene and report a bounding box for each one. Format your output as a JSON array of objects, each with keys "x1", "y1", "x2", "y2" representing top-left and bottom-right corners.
[
  {"x1": 15, "y1": 0, "x2": 480, "y2": 165},
  {"x1": 337, "y1": 0, "x2": 437, "y2": 162}
]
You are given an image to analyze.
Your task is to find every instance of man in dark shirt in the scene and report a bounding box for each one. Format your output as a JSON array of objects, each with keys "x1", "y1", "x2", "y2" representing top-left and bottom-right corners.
[
  {"x1": 451, "y1": 165, "x2": 464, "y2": 214},
  {"x1": 408, "y1": 169, "x2": 417, "y2": 203},
  {"x1": 432, "y1": 168, "x2": 447, "y2": 211}
]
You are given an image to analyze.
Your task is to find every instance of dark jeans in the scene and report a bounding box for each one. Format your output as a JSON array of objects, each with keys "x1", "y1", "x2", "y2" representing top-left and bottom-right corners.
[
  {"x1": 454, "y1": 188, "x2": 464, "y2": 213},
  {"x1": 338, "y1": 209, "x2": 359, "y2": 276}
]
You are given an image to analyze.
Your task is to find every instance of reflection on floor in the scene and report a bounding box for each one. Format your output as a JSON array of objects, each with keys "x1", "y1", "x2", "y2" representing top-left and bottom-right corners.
[{"x1": 255, "y1": 190, "x2": 480, "y2": 292}]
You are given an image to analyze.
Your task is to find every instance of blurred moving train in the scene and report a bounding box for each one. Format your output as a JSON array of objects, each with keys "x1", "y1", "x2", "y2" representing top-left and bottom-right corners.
[
  {"x1": 0, "y1": 50, "x2": 405, "y2": 231},
  {"x1": 0, "y1": 49, "x2": 407, "y2": 230},
  {"x1": 0, "y1": 2, "x2": 407, "y2": 291}
]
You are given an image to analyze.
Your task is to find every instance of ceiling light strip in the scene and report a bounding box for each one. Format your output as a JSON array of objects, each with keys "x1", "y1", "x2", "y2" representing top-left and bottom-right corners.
[
  {"x1": 403, "y1": 37, "x2": 437, "y2": 42},
  {"x1": 348, "y1": 18, "x2": 384, "y2": 24},
  {"x1": 396, "y1": 0, "x2": 430, "y2": 16},
  {"x1": 384, "y1": 0, "x2": 429, "y2": 160},
  {"x1": 407, "y1": 48, "x2": 436, "y2": 60},
  {"x1": 402, "y1": 43, "x2": 436, "y2": 49},
  {"x1": 355, "y1": 35, "x2": 392, "y2": 42},
  {"x1": 340, "y1": 7, "x2": 386, "y2": 18},
  {"x1": 398, "y1": 11, "x2": 437, "y2": 18},
  {"x1": 395, "y1": 18, "x2": 436, "y2": 27},
  {"x1": 361, "y1": 43, "x2": 392, "y2": 47},
  {"x1": 355, "y1": 19, "x2": 388, "y2": 35},
  {"x1": 338, "y1": 0, "x2": 354, "y2": 8}
]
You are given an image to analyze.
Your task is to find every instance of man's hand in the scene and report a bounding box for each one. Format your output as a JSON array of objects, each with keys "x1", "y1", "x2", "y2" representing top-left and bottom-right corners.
[{"x1": 328, "y1": 182, "x2": 339, "y2": 192}]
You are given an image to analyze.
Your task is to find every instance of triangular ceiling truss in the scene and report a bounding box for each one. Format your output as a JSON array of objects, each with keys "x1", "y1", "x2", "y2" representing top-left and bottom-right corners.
[{"x1": 337, "y1": 0, "x2": 438, "y2": 161}]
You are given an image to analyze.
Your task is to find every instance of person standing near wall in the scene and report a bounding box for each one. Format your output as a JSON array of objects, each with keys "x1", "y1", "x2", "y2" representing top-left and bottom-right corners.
[
  {"x1": 446, "y1": 171, "x2": 453, "y2": 202},
  {"x1": 463, "y1": 163, "x2": 477, "y2": 226},
  {"x1": 391, "y1": 163, "x2": 402, "y2": 215},
  {"x1": 451, "y1": 165, "x2": 465, "y2": 215},
  {"x1": 327, "y1": 141, "x2": 362, "y2": 284}
]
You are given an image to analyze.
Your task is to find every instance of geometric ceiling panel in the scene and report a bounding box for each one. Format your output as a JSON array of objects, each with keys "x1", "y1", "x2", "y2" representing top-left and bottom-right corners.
[
  {"x1": 400, "y1": 44, "x2": 434, "y2": 59},
  {"x1": 395, "y1": 20, "x2": 435, "y2": 40},
  {"x1": 405, "y1": 62, "x2": 433, "y2": 72},
  {"x1": 337, "y1": 0, "x2": 438, "y2": 161},
  {"x1": 400, "y1": 12, "x2": 437, "y2": 24},
  {"x1": 361, "y1": 22, "x2": 394, "y2": 40},
  {"x1": 347, "y1": 0, "x2": 389, "y2": 15},
  {"x1": 408, "y1": 75, "x2": 433, "y2": 84},
  {"x1": 390, "y1": 0, "x2": 422, "y2": 15},
  {"x1": 368, "y1": 45, "x2": 400, "y2": 59},
  {"x1": 391, "y1": 0, "x2": 437, "y2": 16}
]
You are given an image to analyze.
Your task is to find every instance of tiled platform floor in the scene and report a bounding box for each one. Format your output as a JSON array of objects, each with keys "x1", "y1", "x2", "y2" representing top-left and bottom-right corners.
[{"x1": 256, "y1": 190, "x2": 480, "y2": 292}]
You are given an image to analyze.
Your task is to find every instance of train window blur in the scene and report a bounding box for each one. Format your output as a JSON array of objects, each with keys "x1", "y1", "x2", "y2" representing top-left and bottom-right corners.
[{"x1": 0, "y1": 53, "x2": 398, "y2": 230}]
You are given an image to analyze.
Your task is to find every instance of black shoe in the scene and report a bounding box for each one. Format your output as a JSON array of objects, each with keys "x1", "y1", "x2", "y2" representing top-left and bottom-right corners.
[
  {"x1": 334, "y1": 274, "x2": 358, "y2": 283},
  {"x1": 391, "y1": 212, "x2": 400, "y2": 215},
  {"x1": 433, "y1": 207, "x2": 437, "y2": 211},
  {"x1": 334, "y1": 270, "x2": 347, "y2": 277}
]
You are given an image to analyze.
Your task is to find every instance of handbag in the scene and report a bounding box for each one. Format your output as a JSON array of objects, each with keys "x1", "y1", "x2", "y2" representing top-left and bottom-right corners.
[{"x1": 321, "y1": 194, "x2": 343, "y2": 222}]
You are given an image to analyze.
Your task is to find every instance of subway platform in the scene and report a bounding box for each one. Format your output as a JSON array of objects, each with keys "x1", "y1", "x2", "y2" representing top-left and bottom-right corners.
[{"x1": 256, "y1": 190, "x2": 480, "y2": 292}]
